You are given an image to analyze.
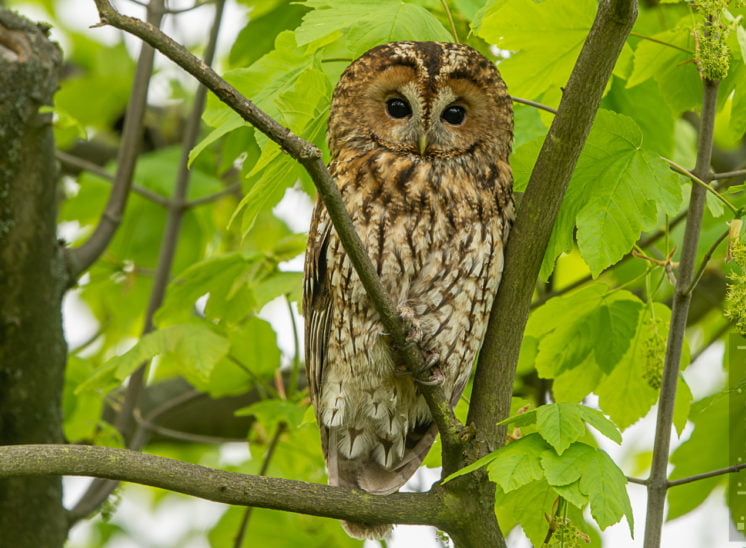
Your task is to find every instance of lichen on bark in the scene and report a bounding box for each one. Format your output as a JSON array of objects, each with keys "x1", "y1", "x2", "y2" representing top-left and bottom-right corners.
[{"x1": 0, "y1": 9, "x2": 67, "y2": 548}]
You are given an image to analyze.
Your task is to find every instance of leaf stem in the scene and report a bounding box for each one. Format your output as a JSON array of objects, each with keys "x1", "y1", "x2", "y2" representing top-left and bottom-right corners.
[
  {"x1": 661, "y1": 156, "x2": 739, "y2": 214},
  {"x1": 439, "y1": 0, "x2": 459, "y2": 43},
  {"x1": 629, "y1": 31, "x2": 692, "y2": 53}
]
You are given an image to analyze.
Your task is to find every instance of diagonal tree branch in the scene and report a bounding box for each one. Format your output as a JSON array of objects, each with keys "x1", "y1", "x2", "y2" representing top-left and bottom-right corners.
[
  {"x1": 0, "y1": 444, "x2": 446, "y2": 528},
  {"x1": 89, "y1": 0, "x2": 464, "y2": 464},
  {"x1": 467, "y1": 0, "x2": 638, "y2": 456}
]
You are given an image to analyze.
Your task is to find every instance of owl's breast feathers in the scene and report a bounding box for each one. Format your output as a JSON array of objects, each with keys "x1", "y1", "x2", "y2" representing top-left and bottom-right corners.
[{"x1": 303, "y1": 147, "x2": 513, "y2": 499}]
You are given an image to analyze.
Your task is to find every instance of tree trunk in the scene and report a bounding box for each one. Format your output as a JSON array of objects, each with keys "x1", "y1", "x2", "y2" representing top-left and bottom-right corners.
[{"x1": 0, "y1": 10, "x2": 66, "y2": 547}]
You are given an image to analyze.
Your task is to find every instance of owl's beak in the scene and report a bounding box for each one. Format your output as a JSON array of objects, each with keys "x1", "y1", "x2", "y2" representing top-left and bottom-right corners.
[{"x1": 418, "y1": 134, "x2": 429, "y2": 155}]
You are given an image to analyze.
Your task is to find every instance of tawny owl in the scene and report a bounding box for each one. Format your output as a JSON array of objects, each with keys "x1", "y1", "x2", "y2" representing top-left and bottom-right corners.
[{"x1": 303, "y1": 41, "x2": 514, "y2": 539}]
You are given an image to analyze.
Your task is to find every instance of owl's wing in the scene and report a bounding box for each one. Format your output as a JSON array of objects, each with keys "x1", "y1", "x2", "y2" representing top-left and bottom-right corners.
[{"x1": 303, "y1": 200, "x2": 333, "y2": 456}]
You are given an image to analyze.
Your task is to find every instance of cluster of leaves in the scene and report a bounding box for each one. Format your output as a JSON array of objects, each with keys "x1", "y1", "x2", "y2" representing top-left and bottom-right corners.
[
  {"x1": 16, "y1": 0, "x2": 745, "y2": 545},
  {"x1": 446, "y1": 403, "x2": 631, "y2": 546}
]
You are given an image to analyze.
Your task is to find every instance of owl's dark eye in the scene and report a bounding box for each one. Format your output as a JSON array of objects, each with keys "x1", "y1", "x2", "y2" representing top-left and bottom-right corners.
[
  {"x1": 442, "y1": 105, "x2": 466, "y2": 125},
  {"x1": 386, "y1": 98, "x2": 412, "y2": 119}
]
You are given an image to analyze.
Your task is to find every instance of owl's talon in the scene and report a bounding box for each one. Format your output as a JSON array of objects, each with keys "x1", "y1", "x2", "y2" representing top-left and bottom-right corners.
[{"x1": 415, "y1": 365, "x2": 445, "y2": 386}]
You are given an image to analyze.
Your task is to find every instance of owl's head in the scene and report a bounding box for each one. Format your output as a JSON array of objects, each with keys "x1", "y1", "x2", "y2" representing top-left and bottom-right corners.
[{"x1": 328, "y1": 41, "x2": 512, "y2": 160}]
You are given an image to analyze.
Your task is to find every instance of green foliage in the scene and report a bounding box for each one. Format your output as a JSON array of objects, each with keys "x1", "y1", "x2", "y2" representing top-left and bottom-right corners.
[
  {"x1": 536, "y1": 109, "x2": 684, "y2": 279},
  {"x1": 445, "y1": 403, "x2": 632, "y2": 540},
  {"x1": 475, "y1": 0, "x2": 598, "y2": 102}
]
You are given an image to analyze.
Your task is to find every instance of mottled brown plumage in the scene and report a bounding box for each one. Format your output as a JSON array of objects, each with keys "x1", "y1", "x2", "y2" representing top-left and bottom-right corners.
[{"x1": 303, "y1": 41, "x2": 513, "y2": 539}]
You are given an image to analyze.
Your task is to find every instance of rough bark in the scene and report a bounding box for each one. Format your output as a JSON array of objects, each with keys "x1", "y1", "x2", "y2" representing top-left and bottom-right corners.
[{"x1": 0, "y1": 9, "x2": 65, "y2": 547}]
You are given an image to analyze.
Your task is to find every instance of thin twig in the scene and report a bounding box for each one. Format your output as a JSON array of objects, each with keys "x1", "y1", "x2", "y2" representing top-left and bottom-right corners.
[
  {"x1": 67, "y1": 0, "x2": 223, "y2": 525},
  {"x1": 58, "y1": 150, "x2": 172, "y2": 207},
  {"x1": 668, "y1": 463, "x2": 746, "y2": 487},
  {"x1": 511, "y1": 96, "x2": 558, "y2": 115},
  {"x1": 56, "y1": 150, "x2": 171, "y2": 206},
  {"x1": 685, "y1": 227, "x2": 728, "y2": 296},
  {"x1": 626, "y1": 476, "x2": 648, "y2": 486},
  {"x1": 630, "y1": 31, "x2": 693, "y2": 53},
  {"x1": 712, "y1": 167, "x2": 746, "y2": 180},
  {"x1": 661, "y1": 156, "x2": 739, "y2": 214},
  {"x1": 531, "y1": 210, "x2": 688, "y2": 309},
  {"x1": 126, "y1": 0, "x2": 214, "y2": 13},
  {"x1": 184, "y1": 182, "x2": 241, "y2": 208},
  {"x1": 234, "y1": 423, "x2": 286, "y2": 547},
  {"x1": 131, "y1": 389, "x2": 244, "y2": 445}
]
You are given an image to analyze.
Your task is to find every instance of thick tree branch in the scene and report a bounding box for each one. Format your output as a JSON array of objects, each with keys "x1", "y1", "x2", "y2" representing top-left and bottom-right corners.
[
  {"x1": 89, "y1": 0, "x2": 463, "y2": 464},
  {"x1": 0, "y1": 445, "x2": 446, "y2": 528},
  {"x1": 467, "y1": 0, "x2": 638, "y2": 455}
]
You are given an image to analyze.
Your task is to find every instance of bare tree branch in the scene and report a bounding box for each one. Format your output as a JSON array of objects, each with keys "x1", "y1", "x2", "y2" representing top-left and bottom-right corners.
[
  {"x1": 0, "y1": 444, "x2": 446, "y2": 528},
  {"x1": 56, "y1": 150, "x2": 171, "y2": 207}
]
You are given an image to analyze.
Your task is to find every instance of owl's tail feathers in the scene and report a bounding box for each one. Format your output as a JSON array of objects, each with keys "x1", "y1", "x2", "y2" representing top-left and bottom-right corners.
[
  {"x1": 342, "y1": 520, "x2": 392, "y2": 540},
  {"x1": 326, "y1": 424, "x2": 439, "y2": 539}
]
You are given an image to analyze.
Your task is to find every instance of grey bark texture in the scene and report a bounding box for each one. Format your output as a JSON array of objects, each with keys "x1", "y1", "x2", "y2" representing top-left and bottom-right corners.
[{"x1": 0, "y1": 9, "x2": 66, "y2": 547}]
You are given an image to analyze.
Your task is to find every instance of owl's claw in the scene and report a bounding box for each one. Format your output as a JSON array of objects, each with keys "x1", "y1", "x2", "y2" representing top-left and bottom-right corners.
[
  {"x1": 415, "y1": 364, "x2": 445, "y2": 386},
  {"x1": 394, "y1": 352, "x2": 443, "y2": 385}
]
